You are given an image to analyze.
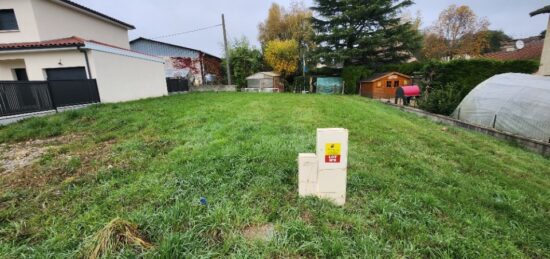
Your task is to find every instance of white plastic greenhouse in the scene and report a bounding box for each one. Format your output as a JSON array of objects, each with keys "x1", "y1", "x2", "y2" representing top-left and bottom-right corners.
[{"x1": 452, "y1": 73, "x2": 550, "y2": 142}]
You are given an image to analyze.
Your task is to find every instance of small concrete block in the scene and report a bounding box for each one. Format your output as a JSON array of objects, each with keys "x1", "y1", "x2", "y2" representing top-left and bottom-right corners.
[{"x1": 298, "y1": 153, "x2": 318, "y2": 197}]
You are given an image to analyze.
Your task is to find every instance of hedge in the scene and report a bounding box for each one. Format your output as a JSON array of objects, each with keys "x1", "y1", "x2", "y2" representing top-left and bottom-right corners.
[{"x1": 342, "y1": 66, "x2": 373, "y2": 94}]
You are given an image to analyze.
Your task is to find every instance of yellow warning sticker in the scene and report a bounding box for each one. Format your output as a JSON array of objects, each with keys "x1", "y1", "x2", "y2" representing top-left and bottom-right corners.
[{"x1": 325, "y1": 143, "x2": 341, "y2": 163}]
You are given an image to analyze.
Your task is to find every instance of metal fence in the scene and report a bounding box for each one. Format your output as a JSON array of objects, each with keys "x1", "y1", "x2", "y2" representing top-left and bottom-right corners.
[
  {"x1": 49, "y1": 80, "x2": 100, "y2": 107},
  {"x1": 0, "y1": 79, "x2": 100, "y2": 117},
  {"x1": 166, "y1": 78, "x2": 189, "y2": 93}
]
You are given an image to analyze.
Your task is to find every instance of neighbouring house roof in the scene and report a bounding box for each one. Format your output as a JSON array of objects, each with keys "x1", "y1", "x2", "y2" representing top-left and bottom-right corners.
[
  {"x1": 530, "y1": 5, "x2": 550, "y2": 16},
  {"x1": 483, "y1": 39, "x2": 543, "y2": 61},
  {"x1": 361, "y1": 72, "x2": 411, "y2": 82},
  {"x1": 55, "y1": 0, "x2": 135, "y2": 29},
  {"x1": 0, "y1": 36, "x2": 86, "y2": 50},
  {"x1": 246, "y1": 72, "x2": 280, "y2": 80},
  {"x1": 129, "y1": 37, "x2": 221, "y2": 60}
]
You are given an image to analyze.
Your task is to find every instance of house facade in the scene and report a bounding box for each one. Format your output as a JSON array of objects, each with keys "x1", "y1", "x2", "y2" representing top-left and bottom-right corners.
[
  {"x1": 0, "y1": 0, "x2": 167, "y2": 103},
  {"x1": 130, "y1": 38, "x2": 222, "y2": 86}
]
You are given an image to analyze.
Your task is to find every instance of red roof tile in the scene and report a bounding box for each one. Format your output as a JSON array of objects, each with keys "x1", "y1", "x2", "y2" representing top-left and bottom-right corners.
[
  {"x1": 0, "y1": 36, "x2": 85, "y2": 50},
  {"x1": 483, "y1": 40, "x2": 544, "y2": 61},
  {"x1": 0, "y1": 37, "x2": 161, "y2": 60}
]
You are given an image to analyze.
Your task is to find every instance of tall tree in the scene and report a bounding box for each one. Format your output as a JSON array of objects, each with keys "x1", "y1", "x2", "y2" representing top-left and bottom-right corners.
[
  {"x1": 311, "y1": 0, "x2": 422, "y2": 66},
  {"x1": 258, "y1": 2, "x2": 314, "y2": 48},
  {"x1": 483, "y1": 30, "x2": 512, "y2": 53},
  {"x1": 424, "y1": 5, "x2": 489, "y2": 59},
  {"x1": 258, "y1": 4, "x2": 288, "y2": 45}
]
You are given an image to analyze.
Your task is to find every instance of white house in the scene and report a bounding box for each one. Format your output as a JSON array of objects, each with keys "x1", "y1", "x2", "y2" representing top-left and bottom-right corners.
[{"x1": 0, "y1": 0, "x2": 167, "y2": 103}]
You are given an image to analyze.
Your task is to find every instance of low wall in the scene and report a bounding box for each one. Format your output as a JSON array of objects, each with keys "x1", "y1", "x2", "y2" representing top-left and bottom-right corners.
[
  {"x1": 381, "y1": 101, "x2": 550, "y2": 157},
  {"x1": 0, "y1": 110, "x2": 56, "y2": 125},
  {"x1": 0, "y1": 104, "x2": 93, "y2": 125},
  {"x1": 190, "y1": 85, "x2": 236, "y2": 92}
]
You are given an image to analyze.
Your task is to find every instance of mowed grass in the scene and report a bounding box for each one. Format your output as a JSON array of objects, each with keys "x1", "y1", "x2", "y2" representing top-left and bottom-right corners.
[{"x1": 0, "y1": 93, "x2": 549, "y2": 258}]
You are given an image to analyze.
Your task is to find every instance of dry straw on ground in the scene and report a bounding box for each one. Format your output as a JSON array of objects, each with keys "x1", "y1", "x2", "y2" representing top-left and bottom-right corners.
[{"x1": 85, "y1": 218, "x2": 153, "y2": 259}]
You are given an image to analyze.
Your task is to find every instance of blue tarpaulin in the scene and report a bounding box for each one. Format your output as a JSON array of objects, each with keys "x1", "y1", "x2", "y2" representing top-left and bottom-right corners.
[{"x1": 317, "y1": 77, "x2": 343, "y2": 94}]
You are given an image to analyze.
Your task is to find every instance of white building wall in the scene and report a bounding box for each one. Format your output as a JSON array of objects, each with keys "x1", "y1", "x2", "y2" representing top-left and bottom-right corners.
[
  {"x1": 540, "y1": 17, "x2": 550, "y2": 76},
  {"x1": 31, "y1": 0, "x2": 131, "y2": 49},
  {"x1": 0, "y1": 0, "x2": 41, "y2": 43},
  {"x1": 88, "y1": 48, "x2": 167, "y2": 103},
  {"x1": 0, "y1": 49, "x2": 88, "y2": 80},
  {"x1": 0, "y1": 59, "x2": 26, "y2": 80}
]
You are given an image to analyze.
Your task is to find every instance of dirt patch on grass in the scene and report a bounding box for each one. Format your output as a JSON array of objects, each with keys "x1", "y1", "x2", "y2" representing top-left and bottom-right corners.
[
  {"x1": 0, "y1": 134, "x2": 82, "y2": 174},
  {"x1": 0, "y1": 134, "x2": 115, "y2": 189},
  {"x1": 243, "y1": 223, "x2": 275, "y2": 242}
]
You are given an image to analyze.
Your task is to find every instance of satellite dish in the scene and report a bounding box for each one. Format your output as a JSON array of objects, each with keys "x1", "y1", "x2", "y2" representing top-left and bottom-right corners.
[{"x1": 516, "y1": 40, "x2": 525, "y2": 50}]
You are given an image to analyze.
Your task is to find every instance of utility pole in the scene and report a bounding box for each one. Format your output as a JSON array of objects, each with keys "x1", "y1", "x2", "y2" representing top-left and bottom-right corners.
[{"x1": 222, "y1": 14, "x2": 232, "y2": 85}]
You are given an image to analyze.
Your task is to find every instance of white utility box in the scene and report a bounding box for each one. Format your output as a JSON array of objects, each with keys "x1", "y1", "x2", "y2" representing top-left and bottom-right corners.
[
  {"x1": 316, "y1": 128, "x2": 348, "y2": 170},
  {"x1": 298, "y1": 128, "x2": 349, "y2": 206}
]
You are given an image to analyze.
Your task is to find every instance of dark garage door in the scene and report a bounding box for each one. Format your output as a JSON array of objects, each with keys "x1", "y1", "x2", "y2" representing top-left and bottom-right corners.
[
  {"x1": 45, "y1": 67, "x2": 99, "y2": 107},
  {"x1": 46, "y1": 67, "x2": 88, "y2": 80}
]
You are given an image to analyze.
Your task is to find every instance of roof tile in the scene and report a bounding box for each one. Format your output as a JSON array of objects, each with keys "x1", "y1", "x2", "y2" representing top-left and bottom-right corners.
[
  {"x1": 483, "y1": 40, "x2": 543, "y2": 61},
  {"x1": 0, "y1": 36, "x2": 85, "y2": 50}
]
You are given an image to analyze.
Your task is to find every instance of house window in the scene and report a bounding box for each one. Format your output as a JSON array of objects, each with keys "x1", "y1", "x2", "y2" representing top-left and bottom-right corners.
[
  {"x1": 386, "y1": 81, "x2": 392, "y2": 88},
  {"x1": 394, "y1": 81, "x2": 400, "y2": 87},
  {"x1": 0, "y1": 9, "x2": 19, "y2": 31}
]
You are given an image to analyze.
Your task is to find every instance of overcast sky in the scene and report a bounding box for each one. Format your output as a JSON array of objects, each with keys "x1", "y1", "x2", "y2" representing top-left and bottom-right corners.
[{"x1": 73, "y1": 0, "x2": 550, "y2": 57}]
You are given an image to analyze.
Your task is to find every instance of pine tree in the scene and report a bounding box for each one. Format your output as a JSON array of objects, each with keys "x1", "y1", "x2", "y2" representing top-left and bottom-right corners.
[{"x1": 311, "y1": 0, "x2": 421, "y2": 66}]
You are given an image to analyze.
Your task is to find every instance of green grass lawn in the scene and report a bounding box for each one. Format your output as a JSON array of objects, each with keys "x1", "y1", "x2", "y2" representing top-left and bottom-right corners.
[{"x1": 1, "y1": 93, "x2": 549, "y2": 258}]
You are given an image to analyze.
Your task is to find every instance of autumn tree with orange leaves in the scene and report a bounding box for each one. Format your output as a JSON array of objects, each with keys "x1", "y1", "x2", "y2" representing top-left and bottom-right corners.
[{"x1": 423, "y1": 5, "x2": 489, "y2": 60}]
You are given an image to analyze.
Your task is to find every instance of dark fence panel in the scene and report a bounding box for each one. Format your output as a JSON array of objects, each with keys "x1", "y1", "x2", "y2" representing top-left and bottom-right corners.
[
  {"x1": 0, "y1": 79, "x2": 100, "y2": 117},
  {"x1": 0, "y1": 81, "x2": 53, "y2": 117},
  {"x1": 49, "y1": 79, "x2": 100, "y2": 107},
  {"x1": 167, "y1": 78, "x2": 189, "y2": 93}
]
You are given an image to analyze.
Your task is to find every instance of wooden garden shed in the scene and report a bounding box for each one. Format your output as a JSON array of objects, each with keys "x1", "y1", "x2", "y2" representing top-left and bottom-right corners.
[{"x1": 360, "y1": 72, "x2": 412, "y2": 99}]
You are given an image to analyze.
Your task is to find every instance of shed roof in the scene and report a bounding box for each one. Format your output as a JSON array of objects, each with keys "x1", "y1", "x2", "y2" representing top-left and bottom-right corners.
[
  {"x1": 361, "y1": 72, "x2": 411, "y2": 82},
  {"x1": 530, "y1": 5, "x2": 550, "y2": 16},
  {"x1": 246, "y1": 72, "x2": 280, "y2": 79}
]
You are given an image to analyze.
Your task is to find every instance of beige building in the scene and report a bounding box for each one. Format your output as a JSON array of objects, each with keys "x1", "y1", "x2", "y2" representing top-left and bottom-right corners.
[
  {"x1": 0, "y1": 0, "x2": 167, "y2": 103},
  {"x1": 531, "y1": 5, "x2": 550, "y2": 76}
]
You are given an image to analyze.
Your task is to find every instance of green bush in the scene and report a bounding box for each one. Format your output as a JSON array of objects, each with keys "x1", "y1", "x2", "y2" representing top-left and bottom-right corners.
[
  {"x1": 417, "y1": 83, "x2": 465, "y2": 115},
  {"x1": 290, "y1": 76, "x2": 314, "y2": 93},
  {"x1": 341, "y1": 66, "x2": 372, "y2": 94}
]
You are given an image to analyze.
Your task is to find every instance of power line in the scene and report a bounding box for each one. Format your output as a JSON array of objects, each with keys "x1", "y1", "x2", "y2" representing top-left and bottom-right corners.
[{"x1": 152, "y1": 24, "x2": 222, "y2": 39}]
